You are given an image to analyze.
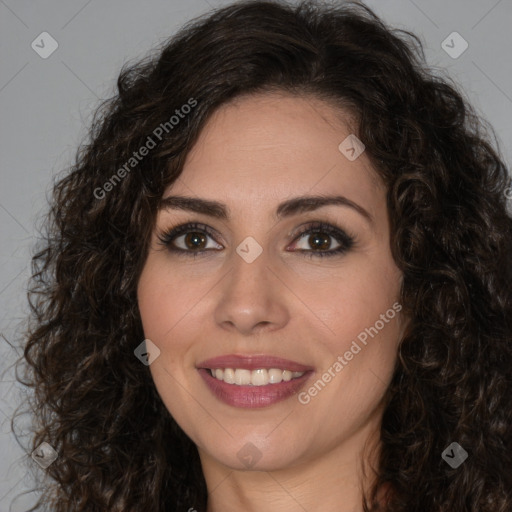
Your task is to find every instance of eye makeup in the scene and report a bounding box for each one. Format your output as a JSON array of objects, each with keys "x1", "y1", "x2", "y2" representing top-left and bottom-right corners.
[{"x1": 156, "y1": 220, "x2": 357, "y2": 259}]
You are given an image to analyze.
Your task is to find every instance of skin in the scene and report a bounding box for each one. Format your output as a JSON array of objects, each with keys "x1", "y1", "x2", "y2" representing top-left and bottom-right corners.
[{"x1": 137, "y1": 92, "x2": 406, "y2": 512}]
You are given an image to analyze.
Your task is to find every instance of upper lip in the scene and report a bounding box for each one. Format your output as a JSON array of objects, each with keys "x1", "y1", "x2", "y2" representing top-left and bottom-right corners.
[{"x1": 197, "y1": 354, "x2": 314, "y2": 372}]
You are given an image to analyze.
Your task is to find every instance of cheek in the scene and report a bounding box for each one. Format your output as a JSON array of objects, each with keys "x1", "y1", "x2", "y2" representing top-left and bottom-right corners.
[
  {"x1": 137, "y1": 262, "x2": 199, "y2": 416},
  {"x1": 302, "y1": 271, "x2": 402, "y2": 424},
  {"x1": 137, "y1": 269, "x2": 169, "y2": 341},
  {"x1": 301, "y1": 258, "x2": 402, "y2": 350},
  {"x1": 137, "y1": 257, "x2": 200, "y2": 341}
]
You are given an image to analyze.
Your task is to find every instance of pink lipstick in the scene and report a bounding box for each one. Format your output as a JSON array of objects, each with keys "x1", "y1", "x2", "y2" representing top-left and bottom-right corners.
[{"x1": 197, "y1": 354, "x2": 314, "y2": 408}]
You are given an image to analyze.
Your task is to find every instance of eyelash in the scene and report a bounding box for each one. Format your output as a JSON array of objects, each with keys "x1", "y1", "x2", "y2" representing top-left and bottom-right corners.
[{"x1": 157, "y1": 221, "x2": 356, "y2": 259}]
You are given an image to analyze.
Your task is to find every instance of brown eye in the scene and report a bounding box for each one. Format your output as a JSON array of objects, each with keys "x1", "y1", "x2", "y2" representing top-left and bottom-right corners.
[
  {"x1": 183, "y1": 232, "x2": 208, "y2": 250},
  {"x1": 158, "y1": 221, "x2": 355, "y2": 259},
  {"x1": 158, "y1": 222, "x2": 222, "y2": 256},
  {"x1": 293, "y1": 231, "x2": 340, "y2": 252},
  {"x1": 288, "y1": 222, "x2": 355, "y2": 258},
  {"x1": 306, "y1": 233, "x2": 333, "y2": 251}
]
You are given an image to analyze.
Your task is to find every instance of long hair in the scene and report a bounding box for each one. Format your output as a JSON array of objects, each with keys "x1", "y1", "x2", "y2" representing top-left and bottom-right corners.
[{"x1": 14, "y1": 1, "x2": 512, "y2": 510}]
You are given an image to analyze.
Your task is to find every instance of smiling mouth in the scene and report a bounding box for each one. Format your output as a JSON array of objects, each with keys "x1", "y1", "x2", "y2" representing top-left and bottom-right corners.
[
  {"x1": 198, "y1": 355, "x2": 313, "y2": 408},
  {"x1": 207, "y1": 368, "x2": 305, "y2": 386}
]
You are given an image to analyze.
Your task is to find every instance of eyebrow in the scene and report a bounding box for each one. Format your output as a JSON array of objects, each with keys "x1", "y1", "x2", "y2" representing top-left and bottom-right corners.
[{"x1": 159, "y1": 194, "x2": 373, "y2": 225}]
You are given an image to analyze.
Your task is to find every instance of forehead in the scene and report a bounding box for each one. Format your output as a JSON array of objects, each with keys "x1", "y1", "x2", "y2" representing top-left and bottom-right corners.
[
  {"x1": 166, "y1": 92, "x2": 383, "y2": 213},
  {"x1": 187, "y1": 92, "x2": 358, "y2": 162}
]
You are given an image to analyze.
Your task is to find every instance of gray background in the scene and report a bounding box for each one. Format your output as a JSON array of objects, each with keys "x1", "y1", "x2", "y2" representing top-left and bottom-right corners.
[{"x1": 1, "y1": 0, "x2": 511, "y2": 509}]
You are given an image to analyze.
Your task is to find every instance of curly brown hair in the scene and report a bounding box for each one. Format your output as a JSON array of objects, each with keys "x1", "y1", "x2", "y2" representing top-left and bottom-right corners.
[{"x1": 13, "y1": 0, "x2": 512, "y2": 510}]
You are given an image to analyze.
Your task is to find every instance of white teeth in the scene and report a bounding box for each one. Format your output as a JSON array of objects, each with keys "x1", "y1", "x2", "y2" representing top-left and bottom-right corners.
[
  {"x1": 282, "y1": 370, "x2": 292, "y2": 382},
  {"x1": 268, "y1": 368, "x2": 283, "y2": 384},
  {"x1": 209, "y1": 368, "x2": 306, "y2": 386},
  {"x1": 223, "y1": 368, "x2": 235, "y2": 384},
  {"x1": 234, "y1": 369, "x2": 251, "y2": 385},
  {"x1": 251, "y1": 369, "x2": 267, "y2": 386}
]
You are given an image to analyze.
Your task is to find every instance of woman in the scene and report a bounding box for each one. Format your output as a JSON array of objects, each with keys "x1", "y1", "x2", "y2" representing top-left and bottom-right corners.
[{"x1": 18, "y1": 1, "x2": 512, "y2": 510}]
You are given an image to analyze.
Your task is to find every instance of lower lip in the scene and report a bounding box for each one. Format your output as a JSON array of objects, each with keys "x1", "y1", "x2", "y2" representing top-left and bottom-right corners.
[{"x1": 198, "y1": 369, "x2": 312, "y2": 408}]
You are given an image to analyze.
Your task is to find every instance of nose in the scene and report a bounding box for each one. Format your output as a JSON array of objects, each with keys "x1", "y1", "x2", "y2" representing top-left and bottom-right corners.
[{"x1": 213, "y1": 247, "x2": 290, "y2": 337}]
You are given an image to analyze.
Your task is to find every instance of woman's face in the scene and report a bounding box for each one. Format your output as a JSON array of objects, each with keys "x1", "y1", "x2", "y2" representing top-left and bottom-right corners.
[{"x1": 137, "y1": 92, "x2": 405, "y2": 474}]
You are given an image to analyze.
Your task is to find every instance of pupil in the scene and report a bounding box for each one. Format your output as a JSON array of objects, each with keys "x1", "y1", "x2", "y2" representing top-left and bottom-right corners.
[
  {"x1": 185, "y1": 232, "x2": 205, "y2": 249},
  {"x1": 310, "y1": 233, "x2": 330, "y2": 250},
  {"x1": 182, "y1": 232, "x2": 331, "y2": 251}
]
